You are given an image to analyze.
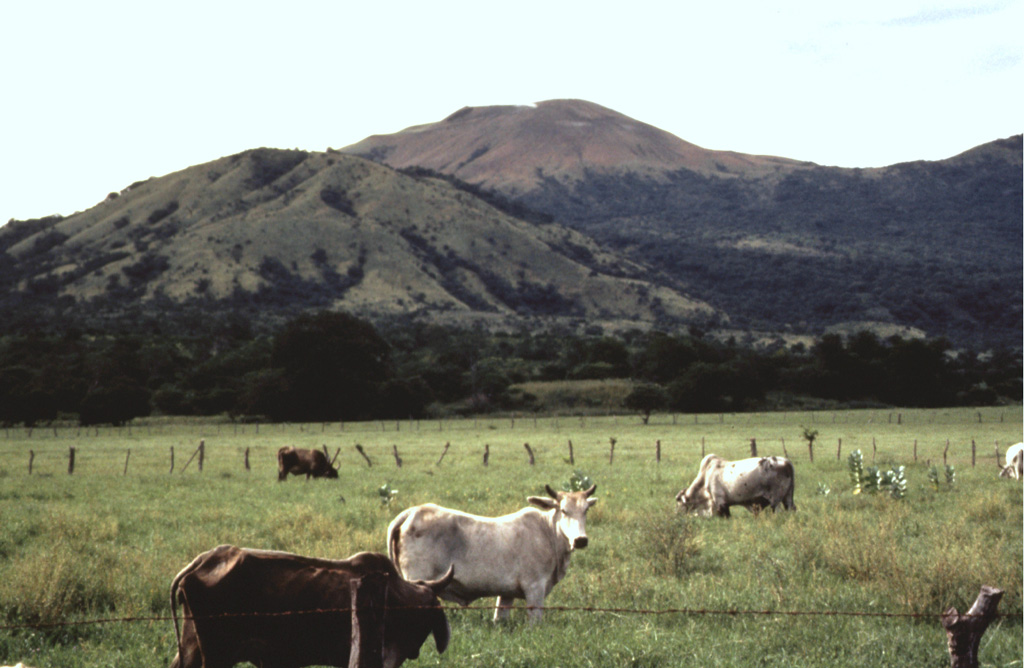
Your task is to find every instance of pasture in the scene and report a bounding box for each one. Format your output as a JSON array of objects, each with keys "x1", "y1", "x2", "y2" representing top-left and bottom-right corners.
[{"x1": 0, "y1": 406, "x2": 1021, "y2": 667}]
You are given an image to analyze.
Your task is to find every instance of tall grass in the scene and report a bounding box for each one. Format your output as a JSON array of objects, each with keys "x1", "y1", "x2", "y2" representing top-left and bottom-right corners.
[{"x1": 0, "y1": 406, "x2": 1020, "y2": 666}]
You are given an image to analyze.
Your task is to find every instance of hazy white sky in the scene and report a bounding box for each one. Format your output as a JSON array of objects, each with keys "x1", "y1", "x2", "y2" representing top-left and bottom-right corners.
[{"x1": 2, "y1": 0, "x2": 1020, "y2": 222}]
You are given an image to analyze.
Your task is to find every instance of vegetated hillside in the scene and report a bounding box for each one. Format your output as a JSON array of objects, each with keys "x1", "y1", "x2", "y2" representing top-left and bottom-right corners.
[
  {"x1": 343, "y1": 100, "x2": 1023, "y2": 349},
  {"x1": 0, "y1": 149, "x2": 719, "y2": 333}
]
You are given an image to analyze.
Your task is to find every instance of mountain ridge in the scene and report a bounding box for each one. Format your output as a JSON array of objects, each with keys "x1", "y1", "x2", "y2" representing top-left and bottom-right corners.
[{"x1": 0, "y1": 148, "x2": 719, "y2": 333}]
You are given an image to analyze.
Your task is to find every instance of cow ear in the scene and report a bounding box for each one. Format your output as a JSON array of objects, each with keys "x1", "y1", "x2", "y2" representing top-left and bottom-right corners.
[
  {"x1": 527, "y1": 496, "x2": 558, "y2": 510},
  {"x1": 432, "y1": 609, "x2": 451, "y2": 654}
]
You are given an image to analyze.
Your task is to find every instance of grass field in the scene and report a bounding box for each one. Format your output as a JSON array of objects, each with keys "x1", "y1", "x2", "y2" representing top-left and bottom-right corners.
[{"x1": 0, "y1": 406, "x2": 1021, "y2": 667}]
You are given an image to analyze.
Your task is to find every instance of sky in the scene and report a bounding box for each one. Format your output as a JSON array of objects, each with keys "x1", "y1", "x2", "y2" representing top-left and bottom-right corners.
[{"x1": 2, "y1": 0, "x2": 1021, "y2": 223}]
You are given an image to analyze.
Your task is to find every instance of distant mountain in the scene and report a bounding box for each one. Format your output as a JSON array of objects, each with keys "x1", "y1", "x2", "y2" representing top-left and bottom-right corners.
[
  {"x1": 342, "y1": 100, "x2": 1023, "y2": 348},
  {"x1": 343, "y1": 99, "x2": 810, "y2": 191},
  {"x1": 0, "y1": 149, "x2": 719, "y2": 333}
]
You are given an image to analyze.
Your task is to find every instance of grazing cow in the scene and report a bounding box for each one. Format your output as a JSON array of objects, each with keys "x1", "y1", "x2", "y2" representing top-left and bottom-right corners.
[
  {"x1": 676, "y1": 454, "x2": 795, "y2": 518},
  {"x1": 387, "y1": 484, "x2": 597, "y2": 623},
  {"x1": 277, "y1": 446, "x2": 338, "y2": 481},
  {"x1": 169, "y1": 545, "x2": 453, "y2": 668},
  {"x1": 999, "y1": 442, "x2": 1024, "y2": 479}
]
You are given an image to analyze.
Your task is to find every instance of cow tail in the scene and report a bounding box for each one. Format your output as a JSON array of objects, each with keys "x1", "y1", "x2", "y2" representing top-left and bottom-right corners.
[
  {"x1": 783, "y1": 459, "x2": 796, "y2": 510},
  {"x1": 169, "y1": 552, "x2": 205, "y2": 657},
  {"x1": 387, "y1": 508, "x2": 412, "y2": 577}
]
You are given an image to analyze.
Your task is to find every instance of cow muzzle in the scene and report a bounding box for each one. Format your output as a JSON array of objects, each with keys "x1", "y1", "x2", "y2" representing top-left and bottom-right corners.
[{"x1": 572, "y1": 536, "x2": 589, "y2": 549}]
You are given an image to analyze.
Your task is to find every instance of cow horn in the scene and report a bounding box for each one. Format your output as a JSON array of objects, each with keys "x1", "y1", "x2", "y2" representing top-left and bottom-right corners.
[
  {"x1": 545, "y1": 484, "x2": 560, "y2": 498},
  {"x1": 583, "y1": 484, "x2": 597, "y2": 497},
  {"x1": 424, "y1": 564, "x2": 455, "y2": 594}
]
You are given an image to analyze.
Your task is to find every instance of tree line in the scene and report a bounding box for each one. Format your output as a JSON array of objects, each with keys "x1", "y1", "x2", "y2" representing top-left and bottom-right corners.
[{"x1": 0, "y1": 311, "x2": 1019, "y2": 427}]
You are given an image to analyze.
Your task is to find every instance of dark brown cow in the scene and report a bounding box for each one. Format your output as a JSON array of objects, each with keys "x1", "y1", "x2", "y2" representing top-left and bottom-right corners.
[
  {"x1": 277, "y1": 446, "x2": 338, "y2": 481},
  {"x1": 169, "y1": 545, "x2": 453, "y2": 668}
]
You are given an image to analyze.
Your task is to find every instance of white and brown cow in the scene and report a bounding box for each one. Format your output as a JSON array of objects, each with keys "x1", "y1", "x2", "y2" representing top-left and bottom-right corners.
[
  {"x1": 387, "y1": 484, "x2": 597, "y2": 623},
  {"x1": 169, "y1": 545, "x2": 453, "y2": 668},
  {"x1": 999, "y1": 442, "x2": 1023, "y2": 479},
  {"x1": 277, "y1": 446, "x2": 339, "y2": 481},
  {"x1": 676, "y1": 454, "x2": 795, "y2": 518}
]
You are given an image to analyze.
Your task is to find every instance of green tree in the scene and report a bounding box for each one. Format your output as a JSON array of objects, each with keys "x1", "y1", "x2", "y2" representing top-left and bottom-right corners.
[
  {"x1": 267, "y1": 311, "x2": 391, "y2": 421},
  {"x1": 623, "y1": 383, "x2": 668, "y2": 424}
]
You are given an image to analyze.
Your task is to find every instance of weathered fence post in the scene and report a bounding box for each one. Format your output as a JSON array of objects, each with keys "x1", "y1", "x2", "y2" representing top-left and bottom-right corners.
[
  {"x1": 872, "y1": 437, "x2": 876, "y2": 463},
  {"x1": 68, "y1": 446, "x2": 76, "y2": 475},
  {"x1": 483, "y1": 444, "x2": 489, "y2": 467},
  {"x1": 28, "y1": 450, "x2": 34, "y2": 475},
  {"x1": 609, "y1": 437, "x2": 616, "y2": 465},
  {"x1": 568, "y1": 440, "x2": 574, "y2": 465},
  {"x1": 836, "y1": 438, "x2": 842, "y2": 461},
  {"x1": 914, "y1": 439, "x2": 918, "y2": 463},
  {"x1": 355, "y1": 444, "x2": 373, "y2": 468},
  {"x1": 198, "y1": 440, "x2": 205, "y2": 472},
  {"x1": 392, "y1": 445, "x2": 402, "y2": 468},
  {"x1": 944, "y1": 439, "x2": 950, "y2": 466},
  {"x1": 436, "y1": 442, "x2": 450, "y2": 466},
  {"x1": 941, "y1": 585, "x2": 1004, "y2": 668},
  {"x1": 781, "y1": 437, "x2": 788, "y2": 458},
  {"x1": 169, "y1": 446, "x2": 175, "y2": 473},
  {"x1": 244, "y1": 447, "x2": 250, "y2": 472},
  {"x1": 348, "y1": 572, "x2": 387, "y2": 668},
  {"x1": 523, "y1": 442, "x2": 535, "y2": 466},
  {"x1": 750, "y1": 438, "x2": 757, "y2": 457},
  {"x1": 656, "y1": 439, "x2": 662, "y2": 464},
  {"x1": 970, "y1": 439, "x2": 976, "y2": 467},
  {"x1": 124, "y1": 449, "x2": 131, "y2": 476}
]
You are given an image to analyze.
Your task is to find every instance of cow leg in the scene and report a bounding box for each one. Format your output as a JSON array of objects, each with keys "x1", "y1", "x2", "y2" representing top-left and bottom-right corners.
[
  {"x1": 493, "y1": 596, "x2": 514, "y2": 622},
  {"x1": 524, "y1": 585, "x2": 546, "y2": 624}
]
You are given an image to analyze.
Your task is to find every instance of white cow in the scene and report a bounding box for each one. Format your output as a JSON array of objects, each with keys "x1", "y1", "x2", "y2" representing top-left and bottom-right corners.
[
  {"x1": 676, "y1": 454, "x2": 795, "y2": 517},
  {"x1": 387, "y1": 484, "x2": 597, "y2": 622},
  {"x1": 999, "y1": 442, "x2": 1023, "y2": 479}
]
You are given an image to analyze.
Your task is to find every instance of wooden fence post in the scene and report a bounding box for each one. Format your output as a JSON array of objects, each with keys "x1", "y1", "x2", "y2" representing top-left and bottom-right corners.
[
  {"x1": 28, "y1": 450, "x2": 34, "y2": 475},
  {"x1": 244, "y1": 447, "x2": 250, "y2": 472},
  {"x1": 68, "y1": 446, "x2": 76, "y2": 475},
  {"x1": 568, "y1": 440, "x2": 574, "y2": 465},
  {"x1": 970, "y1": 439, "x2": 976, "y2": 467},
  {"x1": 523, "y1": 442, "x2": 535, "y2": 466},
  {"x1": 124, "y1": 449, "x2": 131, "y2": 476},
  {"x1": 941, "y1": 585, "x2": 1004, "y2": 668},
  {"x1": 483, "y1": 444, "x2": 489, "y2": 467},
  {"x1": 198, "y1": 440, "x2": 205, "y2": 472},
  {"x1": 914, "y1": 439, "x2": 918, "y2": 463},
  {"x1": 609, "y1": 438, "x2": 616, "y2": 465},
  {"x1": 355, "y1": 444, "x2": 373, "y2": 467},
  {"x1": 750, "y1": 438, "x2": 757, "y2": 457},
  {"x1": 944, "y1": 439, "x2": 950, "y2": 466},
  {"x1": 393, "y1": 445, "x2": 402, "y2": 468},
  {"x1": 436, "y1": 442, "x2": 450, "y2": 466},
  {"x1": 781, "y1": 437, "x2": 788, "y2": 458},
  {"x1": 836, "y1": 438, "x2": 842, "y2": 461},
  {"x1": 348, "y1": 572, "x2": 386, "y2": 668},
  {"x1": 656, "y1": 440, "x2": 661, "y2": 464},
  {"x1": 169, "y1": 446, "x2": 175, "y2": 474}
]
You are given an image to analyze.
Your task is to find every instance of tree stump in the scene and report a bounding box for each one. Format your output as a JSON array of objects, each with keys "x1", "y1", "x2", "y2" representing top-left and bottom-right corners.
[{"x1": 941, "y1": 585, "x2": 1004, "y2": 668}]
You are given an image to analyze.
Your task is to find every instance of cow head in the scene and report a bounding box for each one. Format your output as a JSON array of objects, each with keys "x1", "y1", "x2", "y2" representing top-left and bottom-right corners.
[
  {"x1": 675, "y1": 487, "x2": 712, "y2": 516},
  {"x1": 528, "y1": 484, "x2": 597, "y2": 551},
  {"x1": 382, "y1": 566, "x2": 455, "y2": 668}
]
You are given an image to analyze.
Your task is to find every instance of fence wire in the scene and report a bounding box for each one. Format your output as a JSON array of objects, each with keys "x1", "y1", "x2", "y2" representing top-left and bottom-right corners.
[{"x1": 2, "y1": 603, "x2": 1021, "y2": 632}]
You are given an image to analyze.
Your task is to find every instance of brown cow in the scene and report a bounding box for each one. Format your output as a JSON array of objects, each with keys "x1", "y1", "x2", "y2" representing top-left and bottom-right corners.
[
  {"x1": 277, "y1": 446, "x2": 339, "y2": 481},
  {"x1": 169, "y1": 545, "x2": 453, "y2": 668}
]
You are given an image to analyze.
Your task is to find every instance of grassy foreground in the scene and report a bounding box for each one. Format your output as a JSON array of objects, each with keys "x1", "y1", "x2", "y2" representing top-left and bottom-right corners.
[{"x1": 0, "y1": 406, "x2": 1021, "y2": 667}]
